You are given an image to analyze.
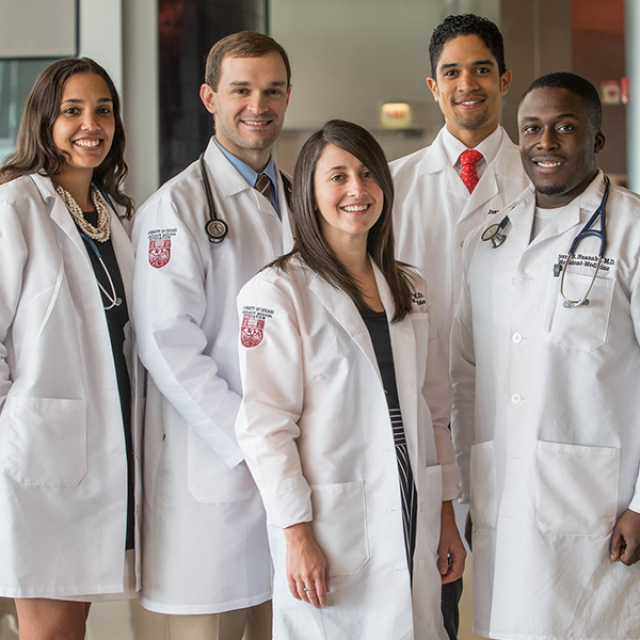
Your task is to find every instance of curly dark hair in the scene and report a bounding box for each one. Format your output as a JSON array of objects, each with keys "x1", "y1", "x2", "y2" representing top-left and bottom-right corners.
[
  {"x1": 0, "y1": 57, "x2": 133, "y2": 217},
  {"x1": 429, "y1": 14, "x2": 506, "y2": 78}
]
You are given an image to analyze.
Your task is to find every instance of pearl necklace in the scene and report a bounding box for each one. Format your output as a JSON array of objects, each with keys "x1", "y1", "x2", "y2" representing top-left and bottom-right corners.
[{"x1": 55, "y1": 184, "x2": 111, "y2": 242}]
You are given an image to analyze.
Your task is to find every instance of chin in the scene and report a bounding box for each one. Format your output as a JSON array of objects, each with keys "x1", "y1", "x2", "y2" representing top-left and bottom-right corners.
[{"x1": 535, "y1": 182, "x2": 569, "y2": 196}]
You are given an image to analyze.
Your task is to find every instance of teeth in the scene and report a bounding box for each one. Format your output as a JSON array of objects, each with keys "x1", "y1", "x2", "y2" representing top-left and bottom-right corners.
[
  {"x1": 343, "y1": 205, "x2": 368, "y2": 212},
  {"x1": 74, "y1": 139, "x2": 100, "y2": 148},
  {"x1": 244, "y1": 120, "x2": 268, "y2": 126},
  {"x1": 536, "y1": 161, "x2": 562, "y2": 167}
]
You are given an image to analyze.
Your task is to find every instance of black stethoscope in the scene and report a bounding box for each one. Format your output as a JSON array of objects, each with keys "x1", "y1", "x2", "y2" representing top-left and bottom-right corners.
[
  {"x1": 481, "y1": 176, "x2": 611, "y2": 308},
  {"x1": 78, "y1": 183, "x2": 123, "y2": 310},
  {"x1": 199, "y1": 154, "x2": 292, "y2": 244}
]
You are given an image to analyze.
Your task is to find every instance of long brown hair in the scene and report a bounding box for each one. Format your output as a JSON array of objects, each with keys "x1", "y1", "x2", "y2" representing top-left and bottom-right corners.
[
  {"x1": 0, "y1": 57, "x2": 133, "y2": 218},
  {"x1": 274, "y1": 119, "x2": 413, "y2": 323}
]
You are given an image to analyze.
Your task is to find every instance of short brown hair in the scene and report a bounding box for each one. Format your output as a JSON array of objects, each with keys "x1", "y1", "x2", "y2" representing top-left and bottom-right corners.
[
  {"x1": 204, "y1": 31, "x2": 291, "y2": 91},
  {"x1": 0, "y1": 57, "x2": 133, "y2": 217}
]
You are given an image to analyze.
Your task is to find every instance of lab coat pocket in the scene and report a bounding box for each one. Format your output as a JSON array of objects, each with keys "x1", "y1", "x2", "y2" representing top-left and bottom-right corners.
[
  {"x1": 534, "y1": 440, "x2": 620, "y2": 536},
  {"x1": 469, "y1": 441, "x2": 497, "y2": 530},
  {"x1": 6, "y1": 397, "x2": 87, "y2": 486},
  {"x1": 412, "y1": 314, "x2": 430, "y2": 384},
  {"x1": 310, "y1": 480, "x2": 369, "y2": 576},
  {"x1": 543, "y1": 272, "x2": 614, "y2": 351},
  {"x1": 186, "y1": 425, "x2": 257, "y2": 503}
]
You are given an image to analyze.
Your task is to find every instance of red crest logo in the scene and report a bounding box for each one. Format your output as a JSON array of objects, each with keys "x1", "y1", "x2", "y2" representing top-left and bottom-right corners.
[
  {"x1": 241, "y1": 317, "x2": 264, "y2": 348},
  {"x1": 149, "y1": 239, "x2": 171, "y2": 269}
]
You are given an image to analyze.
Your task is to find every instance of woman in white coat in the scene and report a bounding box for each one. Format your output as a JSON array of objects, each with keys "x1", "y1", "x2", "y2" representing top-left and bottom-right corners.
[
  {"x1": 0, "y1": 58, "x2": 141, "y2": 639},
  {"x1": 235, "y1": 120, "x2": 465, "y2": 639}
]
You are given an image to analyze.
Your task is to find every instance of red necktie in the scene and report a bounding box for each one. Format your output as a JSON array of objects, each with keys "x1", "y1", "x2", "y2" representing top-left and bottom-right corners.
[
  {"x1": 459, "y1": 149, "x2": 483, "y2": 193},
  {"x1": 254, "y1": 174, "x2": 272, "y2": 201}
]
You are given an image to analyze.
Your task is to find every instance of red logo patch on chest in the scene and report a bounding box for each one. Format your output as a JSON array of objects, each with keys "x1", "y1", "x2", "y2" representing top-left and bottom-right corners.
[
  {"x1": 241, "y1": 317, "x2": 265, "y2": 348},
  {"x1": 149, "y1": 239, "x2": 171, "y2": 269}
]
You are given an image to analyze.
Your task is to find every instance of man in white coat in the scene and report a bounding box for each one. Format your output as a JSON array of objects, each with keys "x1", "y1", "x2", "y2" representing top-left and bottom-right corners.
[
  {"x1": 132, "y1": 32, "x2": 293, "y2": 640},
  {"x1": 451, "y1": 72, "x2": 640, "y2": 639},
  {"x1": 390, "y1": 15, "x2": 529, "y2": 638}
]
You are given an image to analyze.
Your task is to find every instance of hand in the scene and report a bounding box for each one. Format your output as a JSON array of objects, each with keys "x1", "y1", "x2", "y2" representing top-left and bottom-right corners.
[
  {"x1": 464, "y1": 511, "x2": 473, "y2": 552},
  {"x1": 438, "y1": 501, "x2": 466, "y2": 584},
  {"x1": 283, "y1": 522, "x2": 330, "y2": 608},
  {"x1": 610, "y1": 509, "x2": 640, "y2": 566}
]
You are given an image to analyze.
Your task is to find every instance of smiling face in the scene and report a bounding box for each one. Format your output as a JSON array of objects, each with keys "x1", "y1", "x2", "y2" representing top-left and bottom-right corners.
[
  {"x1": 519, "y1": 86, "x2": 605, "y2": 208},
  {"x1": 200, "y1": 51, "x2": 290, "y2": 172},
  {"x1": 313, "y1": 143, "x2": 384, "y2": 252},
  {"x1": 427, "y1": 34, "x2": 511, "y2": 148},
  {"x1": 51, "y1": 72, "x2": 115, "y2": 179}
]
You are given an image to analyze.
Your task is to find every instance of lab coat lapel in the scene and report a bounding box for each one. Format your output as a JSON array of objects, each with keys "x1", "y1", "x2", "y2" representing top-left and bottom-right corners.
[
  {"x1": 307, "y1": 267, "x2": 382, "y2": 385},
  {"x1": 31, "y1": 174, "x2": 88, "y2": 260},
  {"x1": 110, "y1": 213, "x2": 134, "y2": 308},
  {"x1": 461, "y1": 167, "x2": 498, "y2": 218},
  {"x1": 376, "y1": 265, "x2": 419, "y2": 468}
]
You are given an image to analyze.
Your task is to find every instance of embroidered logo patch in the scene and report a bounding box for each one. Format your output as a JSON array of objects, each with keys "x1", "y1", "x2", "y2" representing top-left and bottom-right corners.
[
  {"x1": 149, "y1": 239, "x2": 171, "y2": 269},
  {"x1": 241, "y1": 317, "x2": 264, "y2": 348}
]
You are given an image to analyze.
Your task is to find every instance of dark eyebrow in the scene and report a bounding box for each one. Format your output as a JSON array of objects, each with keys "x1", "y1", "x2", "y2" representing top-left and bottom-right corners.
[
  {"x1": 61, "y1": 97, "x2": 112, "y2": 105},
  {"x1": 324, "y1": 165, "x2": 348, "y2": 174},
  {"x1": 229, "y1": 80, "x2": 287, "y2": 88},
  {"x1": 439, "y1": 59, "x2": 495, "y2": 71}
]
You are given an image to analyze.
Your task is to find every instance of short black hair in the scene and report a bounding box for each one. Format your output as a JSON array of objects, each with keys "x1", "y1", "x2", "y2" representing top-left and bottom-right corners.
[
  {"x1": 429, "y1": 14, "x2": 506, "y2": 78},
  {"x1": 519, "y1": 72, "x2": 603, "y2": 131}
]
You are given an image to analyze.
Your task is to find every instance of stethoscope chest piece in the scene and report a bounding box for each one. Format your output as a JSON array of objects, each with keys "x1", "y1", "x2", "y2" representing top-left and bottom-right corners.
[
  {"x1": 205, "y1": 218, "x2": 228, "y2": 243},
  {"x1": 481, "y1": 221, "x2": 508, "y2": 248}
]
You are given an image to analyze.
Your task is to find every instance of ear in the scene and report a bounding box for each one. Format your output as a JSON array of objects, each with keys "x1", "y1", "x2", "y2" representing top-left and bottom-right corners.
[
  {"x1": 427, "y1": 77, "x2": 439, "y2": 103},
  {"x1": 200, "y1": 83, "x2": 217, "y2": 115},
  {"x1": 594, "y1": 129, "x2": 606, "y2": 154},
  {"x1": 500, "y1": 69, "x2": 512, "y2": 96},
  {"x1": 285, "y1": 84, "x2": 292, "y2": 110}
]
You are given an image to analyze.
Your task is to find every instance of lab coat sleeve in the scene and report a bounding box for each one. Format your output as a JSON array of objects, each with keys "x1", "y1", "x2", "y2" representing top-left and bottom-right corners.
[
  {"x1": 235, "y1": 275, "x2": 309, "y2": 529},
  {"x1": 627, "y1": 250, "x2": 640, "y2": 514},
  {"x1": 421, "y1": 284, "x2": 460, "y2": 501},
  {"x1": 132, "y1": 197, "x2": 243, "y2": 468},
  {"x1": 449, "y1": 238, "x2": 477, "y2": 503},
  {"x1": 0, "y1": 203, "x2": 27, "y2": 408}
]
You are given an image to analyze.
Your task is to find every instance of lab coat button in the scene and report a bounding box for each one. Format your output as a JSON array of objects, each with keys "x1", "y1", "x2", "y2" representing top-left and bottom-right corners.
[
  {"x1": 512, "y1": 393, "x2": 522, "y2": 403},
  {"x1": 418, "y1": 559, "x2": 425, "y2": 569},
  {"x1": 512, "y1": 333, "x2": 522, "y2": 343},
  {"x1": 419, "y1": 501, "x2": 424, "y2": 512}
]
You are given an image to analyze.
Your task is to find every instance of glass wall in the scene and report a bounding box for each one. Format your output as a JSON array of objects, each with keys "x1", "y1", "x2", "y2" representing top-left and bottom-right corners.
[
  {"x1": 158, "y1": 0, "x2": 268, "y2": 183},
  {"x1": 0, "y1": 59, "x2": 58, "y2": 163}
]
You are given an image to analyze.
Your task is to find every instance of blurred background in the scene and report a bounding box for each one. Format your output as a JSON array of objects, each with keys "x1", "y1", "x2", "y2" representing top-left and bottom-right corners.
[{"x1": 0, "y1": 0, "x2": 629, "y2": 637}]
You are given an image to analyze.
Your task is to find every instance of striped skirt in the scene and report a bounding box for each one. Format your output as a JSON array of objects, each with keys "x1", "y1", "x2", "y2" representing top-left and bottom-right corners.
[{"x1": 390, "y1": 407, "x2": 418, "y2": 578}]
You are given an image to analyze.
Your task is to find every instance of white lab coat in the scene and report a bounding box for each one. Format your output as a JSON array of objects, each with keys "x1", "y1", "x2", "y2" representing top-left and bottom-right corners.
[
  {"x1": 450, "y1": 172, "x2": 640, "y2": 640},
  {"x1": 235, "y1": 258, "x2": 459, "y2": 640},
  {"x1": 391, "y1": 126, "x2": 530, "y2": 360},
  {"x1": 0, "y1": 174, "x2": 142, "y2": 598},
  {"x1": 132, "y1": 139, "x2": 293, "y2": 614}
]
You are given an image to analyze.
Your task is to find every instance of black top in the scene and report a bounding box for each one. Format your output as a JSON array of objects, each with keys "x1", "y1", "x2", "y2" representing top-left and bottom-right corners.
[
  {"x1": 360, "y1": 309, "x2": 400, "y2": 410},
  {"x1": 81, "y1": 210, "x2": 135, "y2": 550}
]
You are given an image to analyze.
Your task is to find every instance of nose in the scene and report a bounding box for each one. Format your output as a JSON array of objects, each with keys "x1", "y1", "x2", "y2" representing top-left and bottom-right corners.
[
  {"x1": 247, "y1": 91, "x2": 268, "y2": 114},
  {"x1": 348, "y1": 176, "x2": 368, "y2": 196},
  {"x1": 458, "y1": 69, "x2": 479, "y2": 93},
  {"x1": 80, "y1": 110, "x2": 99, "y2": 131},
  {"x1": 536, "y1": 126, "x2": 559, "y2": 150}
]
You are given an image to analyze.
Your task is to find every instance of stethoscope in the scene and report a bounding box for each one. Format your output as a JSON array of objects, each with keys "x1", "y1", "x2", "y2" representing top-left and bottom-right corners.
[
  {"x1": 199, "y1": 154, "x2": 292, "y2": 244},
  {"x1": 79, "y1": 182, "x2": 122, "y2": 311},
  {"x1": 80, "y1": 232, "x2": 122, "y2": 310},
  {"x1": 481, "y1": 176, "x2": 611, "y2": 308}
]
